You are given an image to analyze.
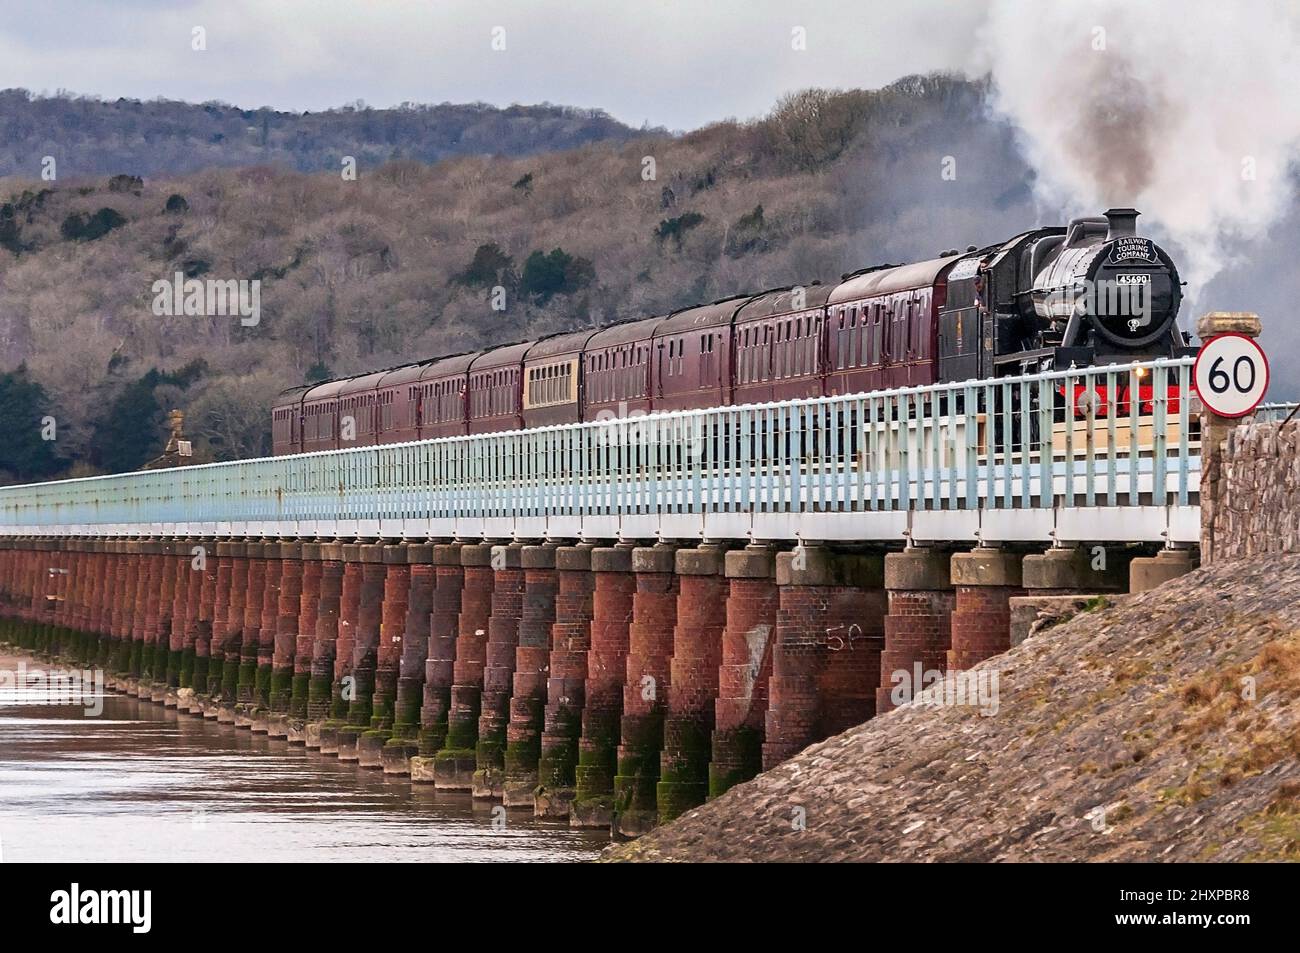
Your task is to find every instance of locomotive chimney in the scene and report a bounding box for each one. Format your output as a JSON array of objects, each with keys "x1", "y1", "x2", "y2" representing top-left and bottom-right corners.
[{"x1": 1104, "y1": 207, "x2": 1140, "y2": 240}]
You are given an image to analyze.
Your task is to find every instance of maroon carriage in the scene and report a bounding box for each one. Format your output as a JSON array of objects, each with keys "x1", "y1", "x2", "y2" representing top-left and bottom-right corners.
[
  {"x1": 522, "y1": 330, "x2": 598, "y2": 429},
  {"x1": 372, "y1": 361, "x2": 433, "y2": 445},
  {"x1": 467, "y1": 342, "x2": 530, "y2": 435},
  {"x1": 271, "y1": 386, "x2": 310, "y2": 455},
  {"x1": 415, "y1": 352, "x2": 476, "y2": 440},
  {"x1": 825, "y1": 256, "x2": 957, "y2": 396},
  {"x1": 296, "y1": 377, "x2": 350, "y2": 454},
  {"x1": 649, "y1": 296, "x2": 751, "y2": 413},
  {"x1": 731, "y1": 284, "x2": 832, "y2": 406},
  {"x1": 581, "y1": 315, "x2": 661, "y2": 422}
]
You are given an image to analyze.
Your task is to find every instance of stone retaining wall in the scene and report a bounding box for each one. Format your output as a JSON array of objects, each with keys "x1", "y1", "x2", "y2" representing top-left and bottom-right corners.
[{"x1": 1202, "y1": 418, "x2": 1300, "y2": 564}]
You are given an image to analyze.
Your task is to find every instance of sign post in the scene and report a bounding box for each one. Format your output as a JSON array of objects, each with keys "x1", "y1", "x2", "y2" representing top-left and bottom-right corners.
[
  {"x1": 1196, "y1": 312, "x2": 1265, "y2": 566},
  {"x1": 1193, "y1": 332, "x2": 1269, "y2": 418}
]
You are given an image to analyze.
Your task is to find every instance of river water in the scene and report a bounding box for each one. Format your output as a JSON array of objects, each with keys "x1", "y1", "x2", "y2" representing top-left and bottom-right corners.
[{"x1": 0, "y1": 652, "x2": 606, "y2": 862}]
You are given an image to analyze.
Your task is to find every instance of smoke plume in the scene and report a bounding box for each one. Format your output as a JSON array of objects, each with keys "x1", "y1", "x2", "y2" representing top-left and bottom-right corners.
[{"x1": 976, "y1": 0, "x2": 1300, "y2": 317}]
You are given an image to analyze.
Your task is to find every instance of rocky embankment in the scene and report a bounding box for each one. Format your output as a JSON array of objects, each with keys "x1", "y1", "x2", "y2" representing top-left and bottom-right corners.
[{"x1": 604, "y1": 553, "x2": 1300, "y2": 862}]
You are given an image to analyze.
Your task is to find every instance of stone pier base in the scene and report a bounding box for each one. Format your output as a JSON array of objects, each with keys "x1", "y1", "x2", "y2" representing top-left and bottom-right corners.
[{"x1": 1129, "y1": 548, "x2": 1193, "y2": 593}]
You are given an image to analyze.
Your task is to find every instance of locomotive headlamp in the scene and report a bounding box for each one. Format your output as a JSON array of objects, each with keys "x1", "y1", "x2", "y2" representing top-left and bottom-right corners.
[{"x1": 1135, "y1": 366, "x2": 1149, "y2": 379}]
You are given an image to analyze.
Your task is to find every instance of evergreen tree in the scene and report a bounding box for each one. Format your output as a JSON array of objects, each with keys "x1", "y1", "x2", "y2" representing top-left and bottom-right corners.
[
  {"x1": 0, "y1": 365, "x2": 62, "y2": 481},
  {"x1": 451, "y1": 242, "x2": 515, "y2": 289},
  {"x1": 90, "y1": 362, "x2": 205, "y2": 473},
  {"x1": 520, "y1": 247, "x2": 594, "y2": 303}
]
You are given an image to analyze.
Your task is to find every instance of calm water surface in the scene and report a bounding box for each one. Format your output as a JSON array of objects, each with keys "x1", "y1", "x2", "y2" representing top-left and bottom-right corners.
[{"x1": 0, "y1": 652, "x2": 606, "y2": 862}]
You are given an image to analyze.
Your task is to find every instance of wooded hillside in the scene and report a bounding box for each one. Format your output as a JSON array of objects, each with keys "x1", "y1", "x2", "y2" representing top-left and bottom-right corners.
[
  {"x1": 0, "y1": 89, "x2": 652, "y2": 176},
  {"x1": 0, "y1": 75, "x2": 1039, "y2": 481}
]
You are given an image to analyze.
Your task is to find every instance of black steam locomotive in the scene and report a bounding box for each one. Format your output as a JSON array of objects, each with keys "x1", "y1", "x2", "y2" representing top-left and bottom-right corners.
[{"x1": 939, "y1": 207, "x2": 1189, "y2": 382}]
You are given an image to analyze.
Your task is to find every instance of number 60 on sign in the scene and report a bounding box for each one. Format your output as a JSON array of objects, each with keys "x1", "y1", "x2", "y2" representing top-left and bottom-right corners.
[{"x1": 1193, "y1": 333, "x2": 1269, "y2": 418}]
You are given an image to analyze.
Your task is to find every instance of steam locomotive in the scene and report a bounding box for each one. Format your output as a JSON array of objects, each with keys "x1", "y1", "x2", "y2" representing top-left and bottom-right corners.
[{"x1": 272, "y1": 208, "x2": 1190, "y2": 456}]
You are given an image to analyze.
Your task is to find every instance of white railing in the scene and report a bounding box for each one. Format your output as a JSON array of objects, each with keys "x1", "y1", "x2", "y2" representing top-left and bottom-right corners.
[
  {"x1": 1253, "y1": 402, "x2": 1298, "y2": 423},
  {"x1": 0, "y1": 359, "x2": 1200, "y2": 543}
]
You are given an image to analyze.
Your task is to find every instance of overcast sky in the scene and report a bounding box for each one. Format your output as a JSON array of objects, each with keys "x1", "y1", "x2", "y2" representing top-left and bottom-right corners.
[{"x1": 0, "y1": 0, "x2": 990, "y2": 128}]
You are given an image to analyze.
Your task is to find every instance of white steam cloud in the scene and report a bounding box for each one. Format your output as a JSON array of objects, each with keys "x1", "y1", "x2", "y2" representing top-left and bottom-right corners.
[{"x1": 977, "y1": 0, "x2": 1300, "y2": 316}]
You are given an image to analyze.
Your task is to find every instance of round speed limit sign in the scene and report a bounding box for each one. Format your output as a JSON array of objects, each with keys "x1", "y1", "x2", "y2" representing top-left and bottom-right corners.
[{"x1": 1194, "y1": 333, "x2": 1269, "y2": 418}]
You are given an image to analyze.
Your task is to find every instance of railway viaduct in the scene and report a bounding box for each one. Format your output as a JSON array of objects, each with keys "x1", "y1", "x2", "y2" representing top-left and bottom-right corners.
[{"x1": 0, "y1": 313, "x2": 1275, "y2": 837}]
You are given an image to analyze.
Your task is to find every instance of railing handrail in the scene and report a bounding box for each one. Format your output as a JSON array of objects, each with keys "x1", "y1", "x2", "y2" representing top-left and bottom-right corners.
[
  {"x1": 0, "y1": 357, "x2": 1195, "y2": 495},
  {"x1": 0, "y1": 357, "x2": 1202, "y2": 544}
]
